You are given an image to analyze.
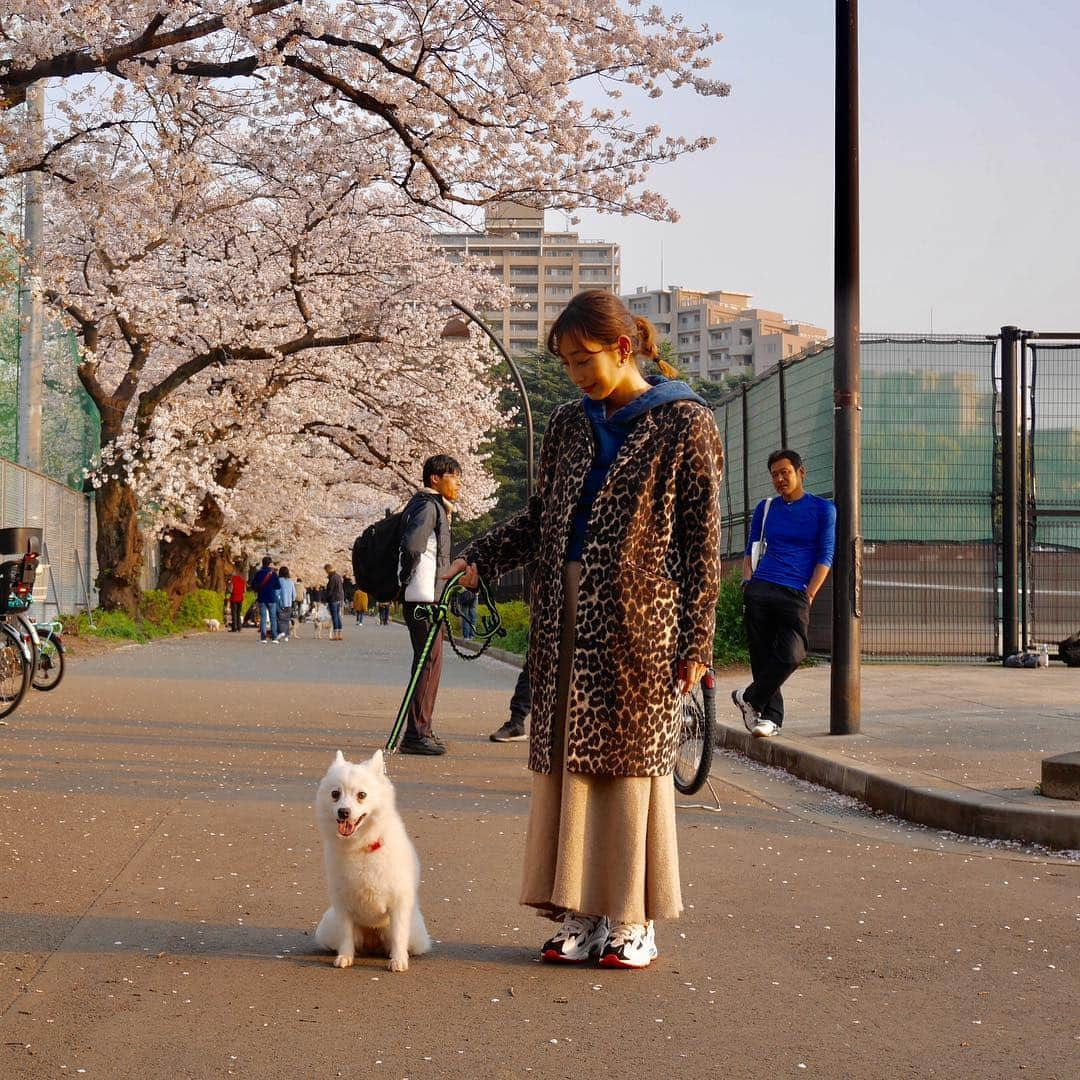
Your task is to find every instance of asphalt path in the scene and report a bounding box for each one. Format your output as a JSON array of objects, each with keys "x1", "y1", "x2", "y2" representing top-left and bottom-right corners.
[{"x1": 0, "y1": 628, "x2": 1076, "y2": 1079}]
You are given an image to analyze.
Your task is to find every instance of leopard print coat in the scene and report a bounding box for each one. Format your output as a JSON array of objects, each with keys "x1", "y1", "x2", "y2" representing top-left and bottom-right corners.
[{"x1": 464, "y1": 397, "x2": 723, "y2": 777}]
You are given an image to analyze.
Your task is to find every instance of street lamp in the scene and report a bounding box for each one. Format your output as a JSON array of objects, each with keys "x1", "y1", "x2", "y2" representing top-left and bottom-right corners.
[{"x1": 442, "y1": 300, "x2": 535, "y2": 500}]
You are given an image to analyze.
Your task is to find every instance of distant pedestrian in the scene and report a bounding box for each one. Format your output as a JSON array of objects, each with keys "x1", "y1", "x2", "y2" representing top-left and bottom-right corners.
[
  {"x1": 377, "y1": 602, "x2": 390, "y2": 626},
  {"x1": 226, "y1": 570, "x2": 246, "y2": 632},
  {"x1": 277, "y1": 566, "x2": 296, "y2": 641},
  {"x1": 252, "y1": 556, "x2": 281, "y2": 644},
  {"x1": 732, "y1": 449, "x2": 836, "y2": 738},
  {"x1": 397, "y1": 453, "x2": 461, "y2": 756},
  {"x1": 352, "y1": 587, "x2": 368, "y2": 626},
  {"x1": 324, "y1": 563, "x2": 345, "y2": 641},
  {"x1": 457, "y1": 585, "x2": 478, "y2": 640}
]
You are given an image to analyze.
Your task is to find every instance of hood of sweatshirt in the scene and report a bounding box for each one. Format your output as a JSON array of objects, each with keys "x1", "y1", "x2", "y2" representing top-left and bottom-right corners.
[{"x1": 582, "y1": 375, "x2": 707, "y2": 428}]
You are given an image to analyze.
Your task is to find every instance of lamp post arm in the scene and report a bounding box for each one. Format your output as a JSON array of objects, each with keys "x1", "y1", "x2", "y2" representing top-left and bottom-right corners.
[{"x1": 450, "y1": 300, "x2": 535, "y2": 501}]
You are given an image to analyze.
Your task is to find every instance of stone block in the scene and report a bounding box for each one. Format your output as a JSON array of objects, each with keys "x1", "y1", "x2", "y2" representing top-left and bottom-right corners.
[{"x1": 1041, "y1": 752, "x2": 1080, "y2": 800}]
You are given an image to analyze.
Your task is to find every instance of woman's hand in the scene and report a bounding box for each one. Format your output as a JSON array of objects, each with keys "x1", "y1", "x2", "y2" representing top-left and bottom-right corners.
[
  {"x1": 677, "y1": 659, "x2": 707, "y2": 695},
  {"x1": 443, "y1": 557, "x2": 479, "y2": 590}
]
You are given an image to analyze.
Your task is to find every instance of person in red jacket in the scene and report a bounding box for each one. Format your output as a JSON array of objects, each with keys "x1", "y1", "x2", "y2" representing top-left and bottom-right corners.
[{"x1": 226, "y1": 571, "x2": 246, "y2": 632}]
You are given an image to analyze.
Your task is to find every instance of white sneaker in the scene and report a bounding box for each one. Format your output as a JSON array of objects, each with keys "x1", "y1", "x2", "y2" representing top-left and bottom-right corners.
[
  {"x1": 751, "y1": 718, "x2": 779, "y2": 738},
  {"x1": 540, "y1": 912, "x2": 610, "y2": 964},
  {"x1": 599, "y1": 920, "x2": 657, "y2": 969},
  {"x1": 276, "y1": 633, "x2": 286, "y2": 640},
  {"x1": 731, "y1": 688, "x2": 760, "y2": 733}
]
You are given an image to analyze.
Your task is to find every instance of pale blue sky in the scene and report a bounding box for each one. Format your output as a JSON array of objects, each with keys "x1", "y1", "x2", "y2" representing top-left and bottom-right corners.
[{"x1": 570, "y1": 0, "x2": 1080, "y2": 335}]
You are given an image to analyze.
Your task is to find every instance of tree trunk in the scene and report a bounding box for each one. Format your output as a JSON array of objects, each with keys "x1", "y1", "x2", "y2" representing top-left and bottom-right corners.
[
  {"x1": 94, "y1": 475, "x2": 144, "y2": 614},
  {"x1": 157, "y1": 493, "x2": 226, "y2": 609},
  {"x1": 202, "y1": 549, "x2": 232, "y2": 593}
]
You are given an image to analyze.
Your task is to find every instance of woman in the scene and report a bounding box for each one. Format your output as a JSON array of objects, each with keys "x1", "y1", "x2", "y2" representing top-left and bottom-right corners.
[
  {"x1": 448, "y1": 290, "x2": 723, "y2": 969},
  {"x1": 276, "y1": 566, "x2": 296, "y2": 642}
]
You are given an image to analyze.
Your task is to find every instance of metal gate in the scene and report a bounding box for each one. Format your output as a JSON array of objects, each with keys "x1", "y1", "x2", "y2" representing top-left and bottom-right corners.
[{"x1": 999, "y1": 328, "x2": 1080, "y2": 657}]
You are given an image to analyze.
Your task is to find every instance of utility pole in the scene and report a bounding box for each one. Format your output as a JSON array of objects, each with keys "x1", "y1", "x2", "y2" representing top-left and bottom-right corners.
[
  {"x1": 17, "y1": 80, "x2": 45, "y2": 472},
  {"x1": 831, "y1": 1, "x2": 861, "y2": 734}
]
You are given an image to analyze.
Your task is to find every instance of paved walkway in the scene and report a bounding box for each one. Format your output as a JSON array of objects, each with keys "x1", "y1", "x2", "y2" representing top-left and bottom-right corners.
[{"x1": 0, "y1": 627, "x2": 1077, "y2": 1078}]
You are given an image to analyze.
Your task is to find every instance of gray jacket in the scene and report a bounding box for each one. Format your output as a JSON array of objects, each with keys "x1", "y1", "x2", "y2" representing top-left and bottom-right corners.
[{"x1": 398, "y1": 490, "x2": 451, "y2": 592}]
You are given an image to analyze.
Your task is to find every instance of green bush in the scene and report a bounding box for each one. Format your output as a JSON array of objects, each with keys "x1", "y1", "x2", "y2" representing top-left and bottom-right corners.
[
  {"x1": 491, "y1": 599, "x2": 529, "y2": 656},
  {"x1": 139, "y1": 588, "x2": 175, "y2": 633},
  {"x1": 69, "y1": 609, "x2": 153, "y2": 642},
  {"x1": 175, "y1": 588, "x2": 227, "y2": 629},
  {"x1": 713, "y1": 569, "x2": 750, "y2": 667}
]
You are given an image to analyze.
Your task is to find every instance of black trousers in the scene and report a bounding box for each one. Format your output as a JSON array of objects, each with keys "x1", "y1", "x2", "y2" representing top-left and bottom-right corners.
[
  {"x1": 742, "y1": 578, "x2": 810, "y2": 727},
  {"x1": 509, "y1": 662, "x2": 532, "y2": 721},
  {"x1": 403, "y1": 602, "x2": 444, "y2": 741},
  {"x1": 229, "y1": 600, "x2": 243, "y2": 632}
]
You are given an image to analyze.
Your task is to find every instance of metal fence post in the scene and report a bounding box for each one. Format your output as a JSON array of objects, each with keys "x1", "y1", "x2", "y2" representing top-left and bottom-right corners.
[
  {"x1": 1000, "y1": 325, "x2": 1020, "y2": 658},
  {"x1": 741, "y1": 385, "x2": 751, "y2": 550}
]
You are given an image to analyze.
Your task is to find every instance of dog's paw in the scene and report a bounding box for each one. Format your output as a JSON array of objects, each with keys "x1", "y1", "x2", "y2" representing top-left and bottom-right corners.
[
  {"x1": 387, "y1": 954, "x2": 409, "y2": 973},
  {"x1": 333, "y1": 954, "x2": 354, "y2": 969}
]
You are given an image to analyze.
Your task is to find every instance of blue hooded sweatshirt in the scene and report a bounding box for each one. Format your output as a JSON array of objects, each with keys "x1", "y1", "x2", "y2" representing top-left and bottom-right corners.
[{"x1": 566, "y1": 376, "x2": 707, "y2": 561}]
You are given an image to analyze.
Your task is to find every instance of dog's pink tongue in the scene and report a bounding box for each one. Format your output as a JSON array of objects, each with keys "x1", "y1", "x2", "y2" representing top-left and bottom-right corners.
[{"x1": 338, "y1": 820, "x2": 356, "y2": 837}]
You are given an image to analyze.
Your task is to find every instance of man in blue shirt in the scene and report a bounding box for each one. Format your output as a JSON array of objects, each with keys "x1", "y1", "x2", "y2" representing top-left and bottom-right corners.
[{"x1": 732, "y1": 449, "x2": 836, "y2": 737}]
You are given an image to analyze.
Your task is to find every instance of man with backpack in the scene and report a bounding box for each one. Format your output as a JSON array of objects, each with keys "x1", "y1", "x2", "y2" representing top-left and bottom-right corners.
[
  {"x1": 396, "y1": 454, "x2": 462, "y2": 756},
  {"x1": 252, "y1": 555, "x2": 281, "y2": 644}
]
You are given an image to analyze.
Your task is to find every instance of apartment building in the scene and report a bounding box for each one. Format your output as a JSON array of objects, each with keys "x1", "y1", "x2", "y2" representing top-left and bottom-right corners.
[
  {"x1": 436, "y1": 202, "x2": 620, "y2": 354},
  {"x1": 624, "y1": 286, "x2": 827, "y2": 379}
]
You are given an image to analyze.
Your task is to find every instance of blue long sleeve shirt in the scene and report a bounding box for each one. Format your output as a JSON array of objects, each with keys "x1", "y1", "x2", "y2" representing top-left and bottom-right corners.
[{"x1": 745, "y1": 492, "x2": 836, "y2": 592}]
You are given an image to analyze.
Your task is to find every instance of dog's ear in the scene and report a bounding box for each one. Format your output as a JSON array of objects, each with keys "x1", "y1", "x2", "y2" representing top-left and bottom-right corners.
[
  {"x1": 369, "y1": 748, "x2": 383, "y2": 769},
  {"x1": 333, "y1": 749, "x2": 346, "y2": 765}
]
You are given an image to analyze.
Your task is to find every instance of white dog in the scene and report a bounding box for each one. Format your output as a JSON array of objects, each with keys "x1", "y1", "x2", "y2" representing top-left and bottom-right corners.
[
  {"x1": 204, "y1": 618, "x2": 221, "y2": 632},
  {"x1": 314, "y1": 750, "x2": 431, "y2": 972}
]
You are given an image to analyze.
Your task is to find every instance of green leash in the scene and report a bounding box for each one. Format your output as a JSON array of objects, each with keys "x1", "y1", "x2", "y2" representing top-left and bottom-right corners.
[{"x1": 384, "y1": 571, "x2": 506, "y2": 756}]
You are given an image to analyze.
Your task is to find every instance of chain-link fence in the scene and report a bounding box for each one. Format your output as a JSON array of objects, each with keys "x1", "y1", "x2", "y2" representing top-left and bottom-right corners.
[
  {"x1": 715, "y1": 333, "x2": 1080, "y2": 660},
  {"x1": 1, "y1": 456, "x2": 97, "y2": 617}
]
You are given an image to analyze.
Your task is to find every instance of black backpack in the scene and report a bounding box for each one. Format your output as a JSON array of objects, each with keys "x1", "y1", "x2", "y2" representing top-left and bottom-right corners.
[{"x1": 351, "y1": 495, "x2": 438, "y2": 603}]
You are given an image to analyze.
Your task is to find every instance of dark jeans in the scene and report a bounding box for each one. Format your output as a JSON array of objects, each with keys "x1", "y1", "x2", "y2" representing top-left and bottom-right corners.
[
  {"x1": 404, "y1": 601, "x2": 444, "y2": 741},
  {"x1": 742, "y1": 578, "x2": 810, "y2": 727},
  {"x1": 328, "y1": 600, "x2": 343, "y2": 631},
  {"x1": 509, "y1": 662, "x2": 532, "y2": 721},
  {"x1": 229, "y1": 600, "x2": 243, "y2": 632}
]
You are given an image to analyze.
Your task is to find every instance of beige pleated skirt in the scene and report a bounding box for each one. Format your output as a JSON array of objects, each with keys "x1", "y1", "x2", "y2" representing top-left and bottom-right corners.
[{"x1": 520, "y1": 562, "x2": 683, "y2": 924}]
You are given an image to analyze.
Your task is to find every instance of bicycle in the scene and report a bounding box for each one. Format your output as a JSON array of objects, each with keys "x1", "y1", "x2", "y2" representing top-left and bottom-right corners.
[
  {"x1": 673, "y1": 668, "x2": 716, "y2": 796},
  {"x1": 0, "y1": 532, "x2": 43, "y2": 718},
  {"x1": 11, "y1": 612, "x2": 65, "y2": 692}
]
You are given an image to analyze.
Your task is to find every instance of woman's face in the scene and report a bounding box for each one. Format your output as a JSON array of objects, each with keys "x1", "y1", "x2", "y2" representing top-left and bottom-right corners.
[{"x1": 558, "y1": 333, "x2": 633, "y2": 401}]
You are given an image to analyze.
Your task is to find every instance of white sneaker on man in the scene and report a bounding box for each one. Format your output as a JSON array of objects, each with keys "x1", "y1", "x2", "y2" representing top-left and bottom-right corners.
[
  {"x1": 751, "y1": 718, "x2": 779, "y2": 738},
  {"x1": 731, "y1": 688, "x2": 760, "y2": 733}
]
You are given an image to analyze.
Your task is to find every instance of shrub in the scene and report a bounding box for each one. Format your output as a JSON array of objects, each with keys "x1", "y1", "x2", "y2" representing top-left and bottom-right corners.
[
  {"x1": 139, "y1": 588, "x2": 175, "y2": 633},
  {"x1": 492, "y1": 599, "x2": 529, "y2": 656},
  {"x1": 712, "y1": 569, "x2": 750, "y2": 667},
  {"x1": 176, "y1": 588, "x2": 227, "y2": 629},
  {"x1": 68, "y1": 609, "x2": 150, "y2": 642}
]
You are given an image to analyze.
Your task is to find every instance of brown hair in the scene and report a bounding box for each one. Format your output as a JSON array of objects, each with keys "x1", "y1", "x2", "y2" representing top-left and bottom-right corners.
[{"x1": 547, "y1": 290, "x2": 678, "y2": 378}]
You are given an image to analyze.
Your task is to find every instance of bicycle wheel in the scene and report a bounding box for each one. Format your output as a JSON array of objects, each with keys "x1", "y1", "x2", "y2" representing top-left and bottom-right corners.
[
  {"x1": 673, "y1": 671, "x2": 716, "y2": 796},
  {"x1": 0, "y1": 622, "x2": 32, "y2": 719},
  {"x1": 32, "y1": 632, "x2": 65, "y2": 691}
]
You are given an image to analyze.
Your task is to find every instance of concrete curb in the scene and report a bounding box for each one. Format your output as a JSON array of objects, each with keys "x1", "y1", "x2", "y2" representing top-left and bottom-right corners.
[{"x1": 715, "y1": 720, "x2": 1080, "y2": 851}]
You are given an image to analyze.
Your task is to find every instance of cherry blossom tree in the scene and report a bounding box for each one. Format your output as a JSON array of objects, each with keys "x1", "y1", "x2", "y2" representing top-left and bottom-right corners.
[
  {"x1": 3, "y1": 1, "x2": 728, "y2": 221},
  {"x1": 44, "y1": 111, "x2": 507, "y2": 611},
  {"x1": 11, "y1": 2, "x2": 731, "y2": 611}
]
